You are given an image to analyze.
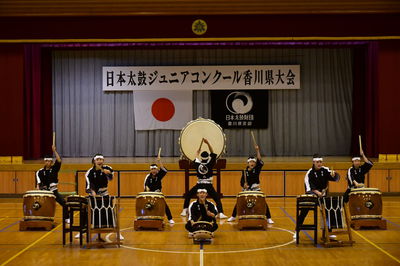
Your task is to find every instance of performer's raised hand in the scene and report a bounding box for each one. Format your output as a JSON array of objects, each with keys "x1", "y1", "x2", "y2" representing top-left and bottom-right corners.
[
  {"x1": 203, "y1": 138, "x2": 214, "y2": 153},
  {"x1": 52, "y1": 145, "x2": 61, "y2": 162},
  {"x1": 330, "y1": 169, "x2": 336, "y2": 177}
]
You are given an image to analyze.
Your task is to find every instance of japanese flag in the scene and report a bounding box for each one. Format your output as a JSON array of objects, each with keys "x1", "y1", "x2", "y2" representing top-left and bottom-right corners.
[{"x1": 133, "y1": 90, "x2": 193, "y2": 130}]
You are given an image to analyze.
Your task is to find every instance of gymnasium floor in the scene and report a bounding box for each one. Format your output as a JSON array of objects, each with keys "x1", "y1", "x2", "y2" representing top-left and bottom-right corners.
[{"x1": 0, "y1": 197, "x2": 399, "y2": 266}]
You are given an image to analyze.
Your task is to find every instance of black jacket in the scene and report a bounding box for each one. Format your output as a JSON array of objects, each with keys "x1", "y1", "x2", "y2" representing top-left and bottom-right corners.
[
  {"x1": 188, "y1": 199, "x2": 218, "y2": 223},
  {"x1": 144, "y1": 167, "x2": 167, "y2": 192},
  {"x1": 36, "y1": 160, "x2": 61, "y2": 190},
  {"x1": 347, "y1": 161, "x2": 373, "y2": 188},
  {"x1": 85, "y1": 165, "x2": 114, "y2": 193},
  {"x1": 193, "y1": 152, "x2": 217, "y2": 183},
  {"x1": 304, "y1": 166, "x2": 340, "y2": 193},
  {"x1": 240, "y1": 159, "x2": 264, "y2": 189}
]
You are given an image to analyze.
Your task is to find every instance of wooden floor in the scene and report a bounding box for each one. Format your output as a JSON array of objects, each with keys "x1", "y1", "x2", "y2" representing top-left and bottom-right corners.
[{"x1": 0, "y1": 197, "x2": 399, "y2": 266}]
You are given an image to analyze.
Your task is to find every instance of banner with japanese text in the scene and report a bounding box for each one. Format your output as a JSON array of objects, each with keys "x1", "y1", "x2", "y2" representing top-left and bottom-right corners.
[
  {"x1": 103, "y1": 65, "x2": 300, "y2": 91},
  {"x1": 211, "y1": 90, "x2": 268, "y2": 129}
]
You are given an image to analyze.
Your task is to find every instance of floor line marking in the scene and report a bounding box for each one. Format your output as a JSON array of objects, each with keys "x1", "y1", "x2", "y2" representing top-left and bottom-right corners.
[{"x1": 352, "y1": 229, "x2": 400, "y2": 264}]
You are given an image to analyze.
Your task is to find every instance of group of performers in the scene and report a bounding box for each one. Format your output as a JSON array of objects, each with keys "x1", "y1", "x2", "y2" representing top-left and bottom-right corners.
[{"x1": 35, "y1": 138, "x2": 373, "y2": 238}]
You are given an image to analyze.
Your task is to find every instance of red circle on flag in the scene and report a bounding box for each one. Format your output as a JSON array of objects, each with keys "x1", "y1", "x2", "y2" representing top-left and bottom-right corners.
[{"x1": 151, "y1": 98, "x2": 175, "y2": 121}]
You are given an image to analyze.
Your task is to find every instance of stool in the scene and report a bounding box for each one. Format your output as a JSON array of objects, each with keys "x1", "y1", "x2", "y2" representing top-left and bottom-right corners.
[
  {"x1": 63, "y1": 199, "x2": 88, "y2": 246},
  {"x1": 296, "y1": 195, "x2": 318, "y2": 245}
]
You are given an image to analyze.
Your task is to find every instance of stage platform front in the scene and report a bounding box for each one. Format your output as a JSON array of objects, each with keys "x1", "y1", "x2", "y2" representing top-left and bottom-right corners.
[
  {"x1": 0, "y1": 157, "x2": 399, "y2": 197},
  {"x1": 1, "y1": 156, "x2": 399, "y2": 171}
]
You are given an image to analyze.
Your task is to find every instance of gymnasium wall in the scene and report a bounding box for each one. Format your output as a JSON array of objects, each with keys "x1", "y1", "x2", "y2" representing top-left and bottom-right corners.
[{"x1": 0, "y1": 13, "x2": 399, "y2": 158}]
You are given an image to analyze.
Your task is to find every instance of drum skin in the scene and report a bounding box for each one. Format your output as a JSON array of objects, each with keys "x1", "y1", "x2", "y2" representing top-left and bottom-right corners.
[
  {"x1": 236, "y1": 191, "x2": 266, "y2": 219},
  {"x1": 66, "y1": 195, "x2": 88, "y2": 204},
  {"x1": 23, "y1": 190, "x2": 56, "y2": 221},
  {"x1": 179, "y1": 117, "x2": 226, "y2": 161},
  {"x1": 192, "y1": 221, "x2": 213, "y2": 232},
  {"x1": 349, "y1": 188, "x2": 383, "y2": 220},
  {"x1": 136, "y1": 192, "x2": 166, "y2": 220}
]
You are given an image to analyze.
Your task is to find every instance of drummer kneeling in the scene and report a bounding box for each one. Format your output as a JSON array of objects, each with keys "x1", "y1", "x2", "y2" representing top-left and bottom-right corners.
[{"x1": 185, "y1": 189, "x2": 218, "y2": 238}]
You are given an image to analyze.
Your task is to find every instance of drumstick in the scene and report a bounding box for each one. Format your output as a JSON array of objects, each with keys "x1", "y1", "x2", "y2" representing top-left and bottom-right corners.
[
  {"x1": 52, "y1": 132, "x2": 56, "y2": 146},
  {"x1": 198, "y1": 138, "x2": 204, "y2": 151},
  {"x1": 358, "y1": 135, "x2": 362, "y2": 154},
  {"x1": 250, "y1": 131, "x2": 257, "y2": 146},
  {"x1": 157, "y1": 147, "x2": 161, "y2": 158}
]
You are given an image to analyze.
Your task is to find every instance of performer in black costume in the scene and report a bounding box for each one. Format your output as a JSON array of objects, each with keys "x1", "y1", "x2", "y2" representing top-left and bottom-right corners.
[
  {"x1": 180, "y1": 138, "x2": 227, "y2": 219},
  {"x1": 227, "y1": 144, "x2": 274, "y2": 224},
  {"x1": 144, "y1": 155, "x2": 175, "y2": 224}
]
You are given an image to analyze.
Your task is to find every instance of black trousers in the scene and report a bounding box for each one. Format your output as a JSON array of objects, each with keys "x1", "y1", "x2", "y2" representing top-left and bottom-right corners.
[
  {"x1": 52, "y1": 189, "x2": 68, "y2": 218},
  {"x1": 165, "y1": 203, "x2": 172, "y2": 220},
  {"x1": 231, "y1": 202, "x2": 272, "y2": 219},
  {"x1": 183, "y1": 183, "x2": 224, "y2": 213},
  {"x1": 343, "y1": 188, "x2": 351, "y2": 203},
  {"x1": 185, "y1": 221, "x2": 218, "y2": 232}
]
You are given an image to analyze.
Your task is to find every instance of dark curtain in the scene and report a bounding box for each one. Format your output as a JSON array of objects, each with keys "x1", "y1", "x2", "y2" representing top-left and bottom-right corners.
[
  {"x1": 24, "y1": 44, "x2": 53, "y2": 159},
  {"x1": 351, "y1": 42, "x2": 379, "y2": 157}
]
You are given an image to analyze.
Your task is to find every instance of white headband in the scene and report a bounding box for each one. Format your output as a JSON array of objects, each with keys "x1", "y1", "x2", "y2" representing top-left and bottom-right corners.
[
  {"x1": 247, "y1": 158, "x2": 257, "y2": 163},
  {"x1": 352, "y1": 157, "x2": 361, "y2": 161},
  {"x1": 44, "y1": 157, "x2": 53, "y2": 161},
  {"x1": 197, "y1": 189, "x2": 207, "y2": 193},
  {"x1": 150, "y1": 165, "x2": 158, "y2": 169},
  {"x1": 93, "y1": 155, "x2": 104, "y2": 160},
  {"x1": 313, "y1": 158, "x2": 323, "y2": 162}
]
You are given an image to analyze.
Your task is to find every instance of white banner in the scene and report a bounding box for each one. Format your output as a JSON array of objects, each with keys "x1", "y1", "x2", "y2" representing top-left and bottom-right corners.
[{"x1": 103, "y1": 65, "x2": 300, "y2": 91}]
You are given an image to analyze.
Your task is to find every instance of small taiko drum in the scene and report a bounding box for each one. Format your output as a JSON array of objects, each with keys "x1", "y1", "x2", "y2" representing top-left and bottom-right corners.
[
  {"x1": 66, "y1": 195, "x2": 88, "y2": 205},
  {"x1": 349, "y1": 188, "x2": 383, "y2": 220},
  {"x1": 135, "y1": 192, "x2": 166, "y2": 230},
  {"x1": 179, "y1": 117, "x2": 226, "y2": 161},
  {"x1": 237, "y1": 191, "x2": 266, "y2": 219},
  {"x1": 136, "y1": 192, "x2": 166, "y2": 220},
  {"x1": 192, "y1": 221, "x2": 213, "y2": 242},
  {"x1": 23, "y1": 190, "x2": 56, "y2": 221},
  {"x1": 297, "y1": 194, "x2": 319, "y2": 207},
  {"x1": 236, "y1": 191, "x2": 268, "y2": 230}
]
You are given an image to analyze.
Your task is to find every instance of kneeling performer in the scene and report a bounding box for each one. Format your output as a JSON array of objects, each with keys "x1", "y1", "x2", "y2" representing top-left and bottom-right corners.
[{"x1": 185, "y1": 189, "x2": 218, "y2": 237}]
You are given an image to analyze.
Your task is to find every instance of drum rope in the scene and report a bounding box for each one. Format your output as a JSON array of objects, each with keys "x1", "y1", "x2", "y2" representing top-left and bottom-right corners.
[
  {"x1": 90, "y1": 196, "x2": 117, "y2": 228},
  {"x1": 321, "y1": 196, "x2": 345, "y2": 229}
]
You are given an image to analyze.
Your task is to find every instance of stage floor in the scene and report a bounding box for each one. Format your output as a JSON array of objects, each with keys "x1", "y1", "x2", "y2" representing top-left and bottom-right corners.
[{"x1": 0, "y1": 197, "x2": 399, "y2": 266}]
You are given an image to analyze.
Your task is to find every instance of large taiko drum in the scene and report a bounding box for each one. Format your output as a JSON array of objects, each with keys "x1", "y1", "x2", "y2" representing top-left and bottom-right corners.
[
  {"x1": 23, "y1": 190, "x2": 56, "y2": 221},
  {"x1": 135, "y1": 192, "x2": 166, "y2": 221},
  {"x1": 179, "y1": 117, "x2": 226, "y2": 161},
  {"x1": 236, "y1": 191, "x2": 267, "y2": 220},
  {"x1": 349, "y1": 188, "x2": 383, "y2": 220}
]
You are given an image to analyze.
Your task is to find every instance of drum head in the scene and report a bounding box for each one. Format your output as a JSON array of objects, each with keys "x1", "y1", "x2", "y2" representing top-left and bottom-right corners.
[{"x1": 179, "y1": 118, "x2": 226, "y2": 161}]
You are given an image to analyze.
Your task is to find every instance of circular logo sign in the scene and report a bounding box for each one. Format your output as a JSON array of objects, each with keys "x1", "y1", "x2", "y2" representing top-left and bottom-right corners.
[
  {"x1": 192, "y1": 19, "x2": 207, "y2": 35},
  {"x1": 225, "y1": 91, "x2": 254, "y2": 114}
]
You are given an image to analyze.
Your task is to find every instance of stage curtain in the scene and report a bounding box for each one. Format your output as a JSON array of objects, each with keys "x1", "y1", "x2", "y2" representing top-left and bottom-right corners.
[{"x1": 52, "y1": 47, "x2": 354, "y2": 157}]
